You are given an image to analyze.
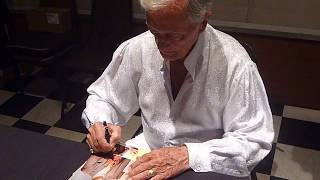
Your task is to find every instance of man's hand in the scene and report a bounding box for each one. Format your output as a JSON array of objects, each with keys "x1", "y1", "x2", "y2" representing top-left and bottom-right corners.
[
  {"x1": 127, "y1": 146, "x2": 190, "y2": 180},
  {"x1": 86, "y1": 122, "x2": 122, "y2": 153}
]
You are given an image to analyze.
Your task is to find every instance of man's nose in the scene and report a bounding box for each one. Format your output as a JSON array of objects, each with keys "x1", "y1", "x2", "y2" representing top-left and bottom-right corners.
[{"x1": 156, "y1": 36, "x2": 172, "y2": 50}]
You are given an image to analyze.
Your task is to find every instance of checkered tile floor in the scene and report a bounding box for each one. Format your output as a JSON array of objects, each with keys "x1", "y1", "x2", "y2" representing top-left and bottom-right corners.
[{"x1": 0, "y1": 74, "x2": 319, "y2": 180}]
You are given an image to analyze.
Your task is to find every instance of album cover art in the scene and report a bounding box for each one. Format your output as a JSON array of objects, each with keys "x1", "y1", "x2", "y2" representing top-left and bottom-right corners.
[{"x1": 71, "y1": 144, "x2": 148, "y2": 180}]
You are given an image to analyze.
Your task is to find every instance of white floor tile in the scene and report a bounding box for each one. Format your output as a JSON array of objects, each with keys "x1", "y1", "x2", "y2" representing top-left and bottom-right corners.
[
  {"x1": 283, "y1": 105, "x2": 320, "y2": 124},
  {"x1": 22, "y1": 99, "x2": 62, "y2": 126},
  {"x1": 0, "y1": 114, "x2": 19, "y2": 126},
  {"x1": 120, "y1": 115, "x2": 142, "y2": 145},
  {"x1": 0, "y1": 90, "x2": 15, "y2": 105},
  {"x1": 45, "y1": 127, "x2": 86, "y2": 142},
  {"x1": 256, "y1": 173, "x2": 270, "y2": 180},
  {"x1": 273, "y1": 115, "x2": 282, "y2": 143},
  {"x1": 271, "y1": 143, "x2": 320, "y2": 180}
]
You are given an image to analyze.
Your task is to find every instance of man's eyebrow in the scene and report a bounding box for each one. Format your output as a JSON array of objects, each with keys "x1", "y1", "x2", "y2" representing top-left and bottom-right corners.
[{"x1": 146, "y1": 22, "x2": 185, "y2": 34}]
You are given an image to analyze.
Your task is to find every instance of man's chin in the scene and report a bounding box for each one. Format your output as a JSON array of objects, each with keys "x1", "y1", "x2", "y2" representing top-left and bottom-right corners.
[
  {"x1": 159, "y1": 51, "x2": 174, "y2": 59},
  {"x1": 161, "y1": 54, "x2": 179, "y2": 61}
]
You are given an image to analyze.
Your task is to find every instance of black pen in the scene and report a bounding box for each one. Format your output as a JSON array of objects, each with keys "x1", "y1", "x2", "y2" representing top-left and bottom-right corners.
[{"x1": 103, "y1": 121, "x2": 111, "y2": 143}]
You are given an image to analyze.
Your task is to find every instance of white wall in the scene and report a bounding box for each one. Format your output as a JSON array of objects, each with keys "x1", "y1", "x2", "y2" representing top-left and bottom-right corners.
[
  {"x1": 132, "y1": 0, "x2": 320, "y2": 40},
  {"x1": 6, "y1": 0, "x2": 320, "y2": 39}
]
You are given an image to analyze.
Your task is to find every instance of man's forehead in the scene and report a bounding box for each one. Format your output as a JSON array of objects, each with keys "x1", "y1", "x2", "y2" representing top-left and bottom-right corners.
[{"x1": 146, "y1": 21, "x2": 187, "y2": 33}]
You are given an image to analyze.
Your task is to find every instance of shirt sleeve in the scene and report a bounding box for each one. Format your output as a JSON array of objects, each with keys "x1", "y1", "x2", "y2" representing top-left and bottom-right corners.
[
  {"x1": 185, "y1": 61, "x2": 274, "y2": 177},
  {"x1": 81, "y1": 41, "x2": 140, "y2": 128}
]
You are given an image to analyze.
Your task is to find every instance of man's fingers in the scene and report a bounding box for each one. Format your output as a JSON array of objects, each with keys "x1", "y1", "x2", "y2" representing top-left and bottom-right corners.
[
  {"x1": 128, "y1": 162, "x2": 151, "y2": 176},
  {"x1": 128, "y1": 170, "x2": 149, "y2": 180},
  {"x1": 88, "y1": 126, "x2": 99, "y2": 147},
  {"x1": 90, "y1": 122, "x2": 113, "y2": 152},
  {"x1": 128, "y1": 155, "x2": 154, "y2": 178},
  {"x1": 107, "y1": 124, "x2": 122, "y2": 150},
  {"x1": 129, "y1": 153, "x2": 152, "y2": 170},
  {"x1": 87, "y1": 122, "x2": 123, "y2": 153},
  {"x1": 150, "y1": 175, "x2": 163, "y2": 180},
  {"x1": 109, "y1": 135, "x2": 120, "y2": 147},
  {"x1": 86, "y1": 135, "x2": 98, "y2": 152},
  {"x1": 150, "y1": 168, "x2": 175, "y2": 180},
  {"x1": 97, "y1": 137, "x2": 114, "y2": 152},
  {"x1": 108, "y1": 124, "x2": 121, "y2": 141},
  {"x1": 128, "y1": 162, "x2": 155, "y2": 180}
]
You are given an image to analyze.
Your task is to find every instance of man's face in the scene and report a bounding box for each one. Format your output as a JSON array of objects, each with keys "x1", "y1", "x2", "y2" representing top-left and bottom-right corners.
[{"x1": 146, "y1": 7, "x2": 206, "y2": 61}]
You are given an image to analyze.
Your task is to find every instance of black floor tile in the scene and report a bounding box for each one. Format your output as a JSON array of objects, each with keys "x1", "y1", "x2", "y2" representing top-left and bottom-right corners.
[
  {"x1": 254, "y1": 143, "x2": 276, "y2": 175},
  {"x1": 134, "y1": 109, "x2": 141, "y2": 116},
  {"x1": 47, "y1": 81, "x2": 88, "y2": 103},
  {"x1": 13, "y1": 119, "x2": 51, "y2": 134},
  {"x1": 54, "y1": 103, "x2": 88, "y2": 134},
  {"x1": 0, "y1": 93, "x2": 43, "y2": 118},
  {"x1": 269, "y1": 102, "x2": 284, "y2": 116},
  {"x1": 270, "y1": 176, "x2": 288, "y2": 180},
  {"x1": 277, "y1": 117, "x2": 320, "y2": 150},
  {"x1": 132, "y1": 125, "x2": 143, "y2": 138}
]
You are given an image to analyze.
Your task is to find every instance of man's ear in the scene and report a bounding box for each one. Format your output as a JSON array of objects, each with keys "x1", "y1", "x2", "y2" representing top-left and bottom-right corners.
[{"x1": 200, "y1": 11, "x2": 212, "y2": 32}]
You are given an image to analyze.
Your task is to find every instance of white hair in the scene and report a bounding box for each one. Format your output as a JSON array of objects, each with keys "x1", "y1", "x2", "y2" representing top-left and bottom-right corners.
[{"x1": 139, "y1": 0, "x2": 212, "y2": 23}]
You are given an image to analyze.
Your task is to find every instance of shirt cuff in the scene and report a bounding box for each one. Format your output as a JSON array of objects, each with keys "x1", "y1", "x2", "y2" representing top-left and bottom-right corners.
[
  {"x1": 185, "y1": 142, "x2": 250, "y2": 177},
  {"x1": 81, "y1": 108, "x2": 113, "y2": 129},
  {"x1": 184, "y1": 143, "x2": 211, "y2": 172}
]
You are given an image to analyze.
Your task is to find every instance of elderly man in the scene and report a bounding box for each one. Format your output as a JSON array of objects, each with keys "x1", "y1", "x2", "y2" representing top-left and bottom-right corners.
[{"x1": 82, "y1": 0, "x2": 274, "y2": 179}]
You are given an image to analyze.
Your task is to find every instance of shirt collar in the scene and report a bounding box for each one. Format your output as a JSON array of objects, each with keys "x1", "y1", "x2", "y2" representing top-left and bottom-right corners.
[{"x1": 184, "y1": 31, "x2": 204, "y2": 80}]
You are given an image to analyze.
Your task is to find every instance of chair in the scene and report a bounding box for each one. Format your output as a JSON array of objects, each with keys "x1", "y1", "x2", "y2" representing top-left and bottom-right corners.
[
  {"x1": 1, "y1": 0, "x2": 21, "y2": 87},
  {"x1": 5, "y1": 0, "x2": 79, "y2": 92}
]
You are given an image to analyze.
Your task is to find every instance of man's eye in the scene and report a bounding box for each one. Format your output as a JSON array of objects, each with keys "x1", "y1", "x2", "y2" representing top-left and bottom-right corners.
[
  {"x1": 169, "y1": 34, "x2": 183, "y2": 40},
  {"x1": 152, "y1": 33, "x2": 161, "y2": 39},
  {"x1": 150, "y1": 31, "x2": 159, "y2": 36}
]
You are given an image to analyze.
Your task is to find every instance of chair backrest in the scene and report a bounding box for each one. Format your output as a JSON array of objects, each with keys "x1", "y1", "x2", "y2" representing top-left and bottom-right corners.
[
  {"x1": 1, "y1": 0, "x2": 9, "y2": 44},
  {"x1": 40, "y1": 0, "x2": 74, "y2": 9}
]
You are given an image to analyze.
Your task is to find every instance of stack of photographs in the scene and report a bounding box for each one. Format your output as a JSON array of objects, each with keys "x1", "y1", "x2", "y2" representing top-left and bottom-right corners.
[{"x1": 72, "y1": 144, "x2": 149, "y2": 180}]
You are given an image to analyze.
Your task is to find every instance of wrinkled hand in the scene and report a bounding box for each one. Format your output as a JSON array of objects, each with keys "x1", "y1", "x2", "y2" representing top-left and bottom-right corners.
[
  {"x1": 127, "y1": 146, "x2": 190, "y2": 180},
  {"x1": 86, "y1": 122, "x2": 122, "y2": 153}
]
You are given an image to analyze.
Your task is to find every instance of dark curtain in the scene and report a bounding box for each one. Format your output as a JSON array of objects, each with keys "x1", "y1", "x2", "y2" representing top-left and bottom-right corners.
[
  {"x1": 1, "y1": 0, "x2": 10, "y2": 68},
  {"x1": 92, "y1": 0, "x2": 132, "y2": 50}
]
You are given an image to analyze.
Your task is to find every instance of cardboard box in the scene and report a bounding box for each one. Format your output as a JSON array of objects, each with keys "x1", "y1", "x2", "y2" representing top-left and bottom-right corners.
[{"x1": 26, "y1": 7, "x2": 71, "y2": 33}]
